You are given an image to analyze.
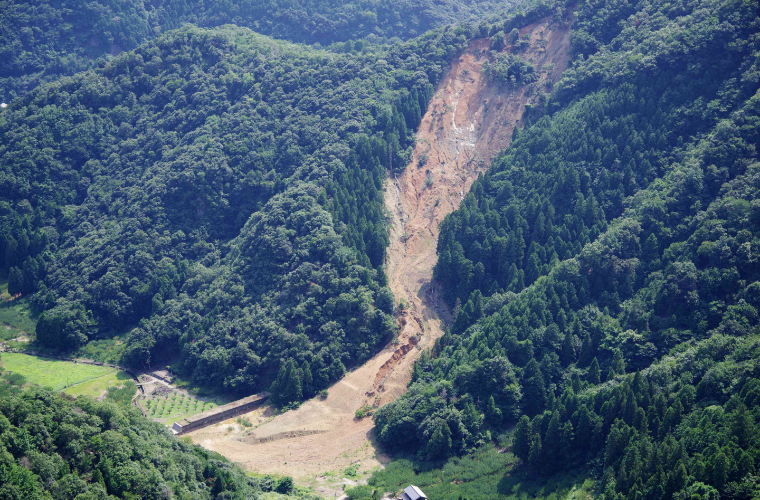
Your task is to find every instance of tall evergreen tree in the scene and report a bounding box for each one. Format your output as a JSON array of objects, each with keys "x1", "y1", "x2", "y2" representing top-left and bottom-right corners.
[
  {"x1": 611, "y1": 349, "x2": 626, "y2": 376},
  {"x1": 522, "y1": 359, "x2": 546, "y2": 416},
  {"x1": 733, "y1": 403, "x2": 756, "y2": 447},
  {"x1": 7, "y1": 266, "x2": 23, "y2": 295},
  {"x1": 486, "y1": 395, "x2": 502, "y2": 424},
  {"x1": 578, "y1": 332, "x2": 593, "y2": 367},
  {"x1": 426, "y1": 420, "x2": 453, "y2": 460},
  {"x1": 561, "y1": 330, "x2": 576, "y2": 365},
  {"x1": 513, "y1": 415, "x2": 532, "y2": 461},
  {"x1": 588, "y1": 357, "x2": 601, "y2": 385},
  {"x1": 528, "y1": 433, "x2": 542, "y2": 471},
  {"x1": 300, "y1": 360, "x2": 314, "y2": 398},
  {"x1": 271, "y1": 359, "x2": 302, "y2": 406}
]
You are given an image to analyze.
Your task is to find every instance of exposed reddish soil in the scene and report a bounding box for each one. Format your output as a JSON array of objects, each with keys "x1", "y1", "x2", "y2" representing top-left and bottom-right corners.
[
  {"x1": 380, "y1": 15, "x2": 573, "y2": 402},
  {"x1": 184, "y1": 16, "x2": 572, "y2": 494}
]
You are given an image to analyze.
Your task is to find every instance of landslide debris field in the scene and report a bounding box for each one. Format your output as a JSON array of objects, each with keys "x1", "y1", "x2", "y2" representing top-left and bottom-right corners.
[{"x1": 186, "y1": 16, "x2": 573, "y2": 493}]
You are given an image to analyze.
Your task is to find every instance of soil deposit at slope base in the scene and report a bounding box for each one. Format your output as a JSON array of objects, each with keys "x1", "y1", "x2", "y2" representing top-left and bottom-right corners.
[{"x1": 185, "y1": 16, "x2": 572, "y2": 495}]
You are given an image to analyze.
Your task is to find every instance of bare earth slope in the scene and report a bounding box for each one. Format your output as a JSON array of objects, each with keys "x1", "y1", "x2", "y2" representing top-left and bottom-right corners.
[{"x1": 186, "y1": 17, "x2": 572, "y2": 490}]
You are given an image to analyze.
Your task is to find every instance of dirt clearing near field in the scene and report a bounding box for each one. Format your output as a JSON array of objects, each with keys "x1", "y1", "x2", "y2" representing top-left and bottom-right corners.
[{"x1": 185, "y1": 15, "x2": 573, "y2": 496}]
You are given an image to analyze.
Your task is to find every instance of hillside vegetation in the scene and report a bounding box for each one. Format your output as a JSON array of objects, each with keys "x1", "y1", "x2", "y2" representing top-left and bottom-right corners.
[
  {"x1": 371, "y1": 0, "x2": 760, "y2": 498},
  {"x1": 0, "y1": 0, "x2": 758, "y2": 497},
  {"x1": 0, "y1": 0, "x2": 518, "y2": 101},
  {"x1": 1, "y1": 24, "x2": 412, "y2": 395},
  {"x1": 0, "y1": 0, "x2": 563, "y2": 399},
  {"x1": 0, "y1": 383, "x2": 313, "y2": 500}
]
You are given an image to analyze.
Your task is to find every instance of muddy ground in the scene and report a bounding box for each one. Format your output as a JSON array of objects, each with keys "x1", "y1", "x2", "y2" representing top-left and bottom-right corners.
[{"x1": 185, "y1": 16, "x2": 573, "y2": 497}]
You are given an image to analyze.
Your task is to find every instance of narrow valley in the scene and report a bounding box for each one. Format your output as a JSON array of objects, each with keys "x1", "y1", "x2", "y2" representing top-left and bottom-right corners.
[{"x1": 185, "y1": 16, "x2": 573, "y2": 492}]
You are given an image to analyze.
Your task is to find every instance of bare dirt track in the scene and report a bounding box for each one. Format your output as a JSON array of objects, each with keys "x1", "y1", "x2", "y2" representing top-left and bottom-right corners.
[{"x1": 185, "y1": 17, "x2": 572, "y2": 496}]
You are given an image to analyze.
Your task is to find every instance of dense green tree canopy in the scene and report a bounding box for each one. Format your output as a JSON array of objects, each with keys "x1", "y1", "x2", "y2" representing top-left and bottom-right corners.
[
  {"x1": 0, "y1": 0, "x2": 562, "y2": 398},
  {"x1": 1, "y1": 0, "x2": 758, "y2": 496},
  {"x1": 0, "y1": 0, "x2": 522, "y2": 101},
  {"x1": 374, "y1": 0, "x2": 760, "y2": 498},
  {"x1": 0, "y1": 385, "x2": 309, "y2": 500},
  {"x1": 0, "y1": 23, "x2": 424, "y2": 393}
]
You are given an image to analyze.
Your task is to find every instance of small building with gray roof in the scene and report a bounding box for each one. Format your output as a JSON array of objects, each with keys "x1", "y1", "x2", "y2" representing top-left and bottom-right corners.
[{"x1": 400, "y1": 485, "x2": 427, "y2": 500}]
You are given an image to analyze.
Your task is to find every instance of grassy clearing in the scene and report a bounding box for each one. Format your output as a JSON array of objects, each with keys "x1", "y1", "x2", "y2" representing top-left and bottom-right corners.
[
  {"x1": 74, "y1": 335, "x2": 129, "y2": 364},
  {"x1": 0, "y1": 372, "x2": 24, "y2": 398},
  {"x1": 351, "y1": 445, "x2": 595, "y2": 500},
  {"x1": 0, "y1": 281, "x2": 37, "y2": 341},
  {"x1": 0, "y1": 352, "x2": 130, "y2": 394},
  {"x1": 64, "y1": 370, "x2": 134, "y2": 399},
  {"x1": 143, "y1": 390, "x2": 219, "y2": 422},
  {"x1": 1, "y1": 281, "x2": 131, "y2": 364}
]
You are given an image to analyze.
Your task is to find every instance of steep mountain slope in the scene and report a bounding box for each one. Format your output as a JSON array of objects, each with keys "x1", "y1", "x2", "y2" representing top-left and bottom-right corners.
[
  {"x1": 382, "y1": 13, "x2": 574, "y2": 401},
  {"x1": 0, "y1": 0, "x2": 563, "y2": 400},
  {"x1": 2, "y1": 0, "x2": 757, "y2": 498},
  {"x1": 372, "y1": 0, "x2": 760, "y2": 497},
  {"x1": 182, "y1": 12, "x2": 574, "y2": 485},
  {"x1": 0, "y1": 25, "x2": 443, "y2": 395}
]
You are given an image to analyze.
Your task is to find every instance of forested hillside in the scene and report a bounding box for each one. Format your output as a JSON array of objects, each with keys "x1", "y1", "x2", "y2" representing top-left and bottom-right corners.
[
  {"x1": 0, "y1": 0, "x2": 515, "y2": 101},
  {"x1": 0, "y1": 0, "x2": 562, "y2": 399},
  {"x1": 0, "y1": 25, "x2": 424, "y2": 395},
  {"x1": 1, "y1": 0, "x2": 759, "y2": 496},
  {"x1": 0, "y1": 382, "x2": 311, "y2": 500},
  {"x1": 373, "y1": 0, "x2": 760, "y2": 497}
]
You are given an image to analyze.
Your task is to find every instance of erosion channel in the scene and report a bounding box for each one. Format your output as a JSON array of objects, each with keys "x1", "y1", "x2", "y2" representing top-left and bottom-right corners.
[{"x1": 186, "y1": 16, "x2": 572, "y2": 495}]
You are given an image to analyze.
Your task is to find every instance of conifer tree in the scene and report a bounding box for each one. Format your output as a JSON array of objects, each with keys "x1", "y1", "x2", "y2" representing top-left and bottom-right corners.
[
  {"x1": 513, "y1": 416, "x2": 532, "y2": 461},
  {"x1": 427, "y1": 420, "x2": 453, "y2": 460},
  {"x1": 710, "y1": 452, "x2": 729, "y2": 490},
  {"x1": 575, "y1": 405, "x2": 594, "y2": 451},
  {"x1": 588, "y1": 357, "x2": 601, "y2": 384},
  {"x1": 612, "y1": 349, "x2": 626, "y2": 376},
  {"x1": 578, "y1": 332, "x2": 593, "y2": 367},
  {"x1": 270, "y1": 363, "x2": 288, "y2": 405},
  {"x1": 7, "y1": 266, "x2": 23, "y2": 295},
  {"x1": 666, "y1": 461, "x2": 688, "y2": 497},
  {"x1": 522, "y1": 359, "x2": 546, "y2": 416},
  {"x1": 733, "y1": 403, "x2": 756, "y2": 447},
  {"x1": 543, "y1": 411, "x2": 562, "y2": 472},
  {"x1": 283, "y1": 359, "x2": 303, "y2": 404},
  {"x1": 271, "y1": 359, "x2": 302, "y2": 406},
  {"x1": 311, "y1": 356, "x2": 329, "y2": 389},
  {"x1": 562, "y1": 330, "x2": 576, "y2": 365},
  {"x1": 300, "y1": 360, "x2": 314, "y2": 398},
  {"x1": 486, "y1": 395, "x2": 502, "y2": 424},
  {"x1": 571, "y1": 372, "x2": 583, "y2": 393},
  {"x1": 642, "y1": 234, "x2": 660, "y2": 262},
  {"x1": 528, "y1": 433, "x2": 542, "y2": 471}
]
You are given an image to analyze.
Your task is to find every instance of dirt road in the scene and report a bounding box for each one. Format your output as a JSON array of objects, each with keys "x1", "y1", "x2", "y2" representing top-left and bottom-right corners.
[{"x1": 185, "y1": 17, "x2": 572, "y2": 496}]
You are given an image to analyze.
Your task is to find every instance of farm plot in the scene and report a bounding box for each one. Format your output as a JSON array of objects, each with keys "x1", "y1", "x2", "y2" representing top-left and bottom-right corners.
[{"x1": 142, "y1": 386, "x2": 219, "y2": 424}]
